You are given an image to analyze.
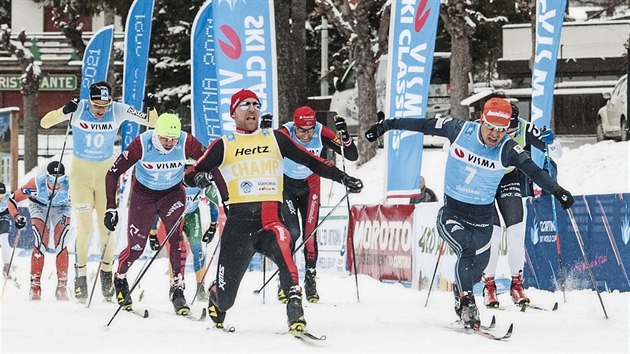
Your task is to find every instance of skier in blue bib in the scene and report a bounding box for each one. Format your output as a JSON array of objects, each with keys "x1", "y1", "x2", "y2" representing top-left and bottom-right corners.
[{"x1": 365, "y1": 97, "x2": 574, "y2": 329}]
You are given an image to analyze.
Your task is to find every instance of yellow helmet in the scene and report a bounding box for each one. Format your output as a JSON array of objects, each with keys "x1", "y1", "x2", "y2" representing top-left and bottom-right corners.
[{"x1": 155, "y1": 113, "x2": 181, "y2": 138}]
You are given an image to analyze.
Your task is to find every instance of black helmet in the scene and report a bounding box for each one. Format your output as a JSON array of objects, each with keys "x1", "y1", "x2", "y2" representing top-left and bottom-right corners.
[{"x1": 47, "y1": 161, "x2": 65, "y2": 176}]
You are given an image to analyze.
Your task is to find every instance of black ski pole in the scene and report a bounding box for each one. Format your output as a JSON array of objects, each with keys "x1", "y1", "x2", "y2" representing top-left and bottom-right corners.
[
  {"x1": 253, "y1": 194, "x2": 348, "y2": 295},
  {"x1": 106, "y1": 190, "x2": 200, "y2": 327},
  {"x1": 1, "y1": 216, "x2": 23, "y2": 299},
  {"x1": 567, "y1": 208, "x2": 609, "y2": 319},
  {"x1": 424, "y1": 241, "x2": 445, "y2": 307},
  {"x1": 337, "y1": 125, "x2": 360, "y2": 302}
]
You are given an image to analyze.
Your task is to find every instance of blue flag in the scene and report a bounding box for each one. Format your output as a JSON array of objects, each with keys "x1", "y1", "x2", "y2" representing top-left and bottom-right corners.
[
  {"x1": 191, "y1": 0, "x2": 277, "y2": 145},
  {"x1": 121, "y1": 0, "x2": 155, "y2": 150},
  {"x1": 530, "y1": 0, "x2": 566, "y2": 167},
  {"x1": 385, "y1": 0, "x2": 440, "y2": 201},
  {"x1": 80, "y1": 26, "x2": 113, "y2": 100}
]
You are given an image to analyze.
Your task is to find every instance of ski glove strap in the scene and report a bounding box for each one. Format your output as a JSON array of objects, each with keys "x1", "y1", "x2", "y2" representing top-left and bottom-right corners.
[
  {"x1": 148, "y1": 234, "x2": 159, "y2": 251},
  {"x1": 554, "y1": 187, "x2": 574, "y2": 210},
  {"x1": 15, "y1": 215, "x2": 26, "y2": 229},
  {"x1": 104, "y1": 209, "x2": 118, "y2": 232},
  {"x1": 193, "y1": 172, "x2": 213, "y2": 189},
  {"x1": 202, "y1": 222, "x2": 218, "y2": 243},
  {"x1": 260, "y1": 114, "x2": 273, "y2": 129},
  {"x1": 365, "y1": 111, "x2": 386, "y2": 142},
  {"x1": 341, "y1": 173, "x2": 364, "y2": 193},
  {"x1": 63, "y1": 98, "x2": 79, "y2": 114}
]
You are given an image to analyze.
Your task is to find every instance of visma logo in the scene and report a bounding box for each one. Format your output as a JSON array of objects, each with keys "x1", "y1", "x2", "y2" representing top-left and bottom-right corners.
[
  {"x1": 219, "y1": 25, "x2": 241, "y2": 59},
  {"x1": 414, "y1": 0, "x2": 431, "y2": 32},
  {"x1": 79, "y1": 121, "x2": 113, "y2": 130},
  {"x1": 454, "y1": 148, "x2": 465, "y2": 158}
]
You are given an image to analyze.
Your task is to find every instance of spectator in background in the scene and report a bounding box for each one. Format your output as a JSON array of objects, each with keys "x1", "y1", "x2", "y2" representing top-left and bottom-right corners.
[{"x1": 409, "y1": 176, "x2": 438, "y2": 204}]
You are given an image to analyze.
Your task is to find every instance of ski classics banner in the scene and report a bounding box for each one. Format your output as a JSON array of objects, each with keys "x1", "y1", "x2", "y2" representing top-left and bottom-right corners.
[
  {"x1": 79, "y1": 25, "x2": 113, "y2": 100},
  {"x1": 384, "y1": 0, "x2": 440, "y2": 201},
  {"x1": 120, "y1": 0, "x2": 155, "y2": 150},
  {"x1": 191, "y1": 0, "x2": 278, "y2": 145},
  {"x1": 530, "y1": 0, "x2": 567, "y2": 167}
]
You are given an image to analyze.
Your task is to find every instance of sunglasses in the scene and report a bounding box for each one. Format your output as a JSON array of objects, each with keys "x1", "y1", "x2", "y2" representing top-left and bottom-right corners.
[
  {"x1": 296, "y1": 126, "x2": 315, "y2": 133},
  {"x1": 483, "y1": 121, "x2": 508, "y2": 133},
  {"x1": 47, "y1": 175, "x2": 67, "y2": 184},
  {"x1": 90, "y1": 99, "x2": 112, "y2": 108},
  {"x1": 239, "y1": 101, "x2": 261, "y2": 111}
]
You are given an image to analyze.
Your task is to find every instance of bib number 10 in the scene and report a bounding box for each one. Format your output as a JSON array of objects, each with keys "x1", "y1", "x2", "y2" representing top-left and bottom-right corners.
[{"x1": 85, "y1": 133, "x2": 105, "y2": 148}]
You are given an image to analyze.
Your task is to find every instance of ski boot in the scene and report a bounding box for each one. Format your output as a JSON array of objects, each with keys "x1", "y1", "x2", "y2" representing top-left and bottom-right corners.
[
  {"x1": 510, "y1": 272, "x2": 530, "y2": 306},
  {"x1": 74, "y1": 275, "x2": 88, "y2": 302},
  {"x1": 100, "y1": 270, "x2": 115, "y2": 301},
  {"x1": 29, "y1": 274, "x2": 41, "y2": 301},
  {"x1": 459, "y1": 291, "x2": 480, "y2": 330},
  {"x1": 114, "y1": 275, "x2": 133, "y2": 311},
  {"x1": 195, "y1": 282, "x2": 209, "y2": 301},
  {"x1": 207, "y1": 282, "x2": 226, "y2": 328},
  {"x1": 286, "y1": 285, "x2": 307, "y2": 334},
  {"x1": 55, "y1": 276, "x2": 69, "y2": 301},
  {"x1": 170, "y1": 276, "x2": 190, "y2": 315},
  {"x1": 452, "y1": 283, "x2": 462, "y2": 318},
  {"x1": 277, "y1": 284, "x2": 288, "y2": 304},
  {"x1": 482, "y1": 276, "x2": 499, "y2": 308},
  {"x1": 304, "y1": 268, "x2": 320, "y2": 303}
]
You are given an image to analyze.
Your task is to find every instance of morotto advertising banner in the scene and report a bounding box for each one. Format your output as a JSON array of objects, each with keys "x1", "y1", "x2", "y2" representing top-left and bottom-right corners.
[
  {"x1": 120, "y1": 0, "x2": 156, "y2": 150},
  {"x1": 530, "y1": 0, "x2": 567, "y2": 167},
  {"x1": 191, "y1": 0, "x2": 277, "y2": 146},
  {"x1": 79, "y1": 25, "x2": 113, "y2": 100},
  {"x1": 525, "y1": 193, "x2": 630, "y2": 292},
  {"x1": 384, "y1": 0, "x2": 440, "y2": 201},
  {"x1": 348, "y1": 204, "x2": 415, "y2": 282}
]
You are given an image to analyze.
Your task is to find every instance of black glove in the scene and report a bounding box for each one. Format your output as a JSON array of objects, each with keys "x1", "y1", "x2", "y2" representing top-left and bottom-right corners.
[
  {"x1": 334, "y1": 115, "x2": 348, "y2": 133},
  {"x1": 260, "y1": 114, "x2": 273, "y2": 129},
  {"x1": 15, "y1": 215, "x2": 26, "y2": 229},
  {"x1": 341, "y1": 173, "x2": 364, "y2": 193},
  {"x1": 554, "y1": 188, "x2": 574, "y2": 210},
  {"x1": 104, "y1": 209, "x2": 118, "y2": 232},
  {"x1": 365, "y1": 112, "x2": 386, "y2": 142},
  {"x1": 202, "y1": 222, "x2": 218, "y2": 243},
  {"x1": 193, "y1": 172, "x2": 213, "y2": 189},
  {"x1": 143, "y1": 93, "x2": 157, "y2": 111},
  {"x1": 63, "y1": 98, "x2": 79, "y2": 114},
  {"x1": 148, "y1": 233, "x2": 159, "y2": 251}
]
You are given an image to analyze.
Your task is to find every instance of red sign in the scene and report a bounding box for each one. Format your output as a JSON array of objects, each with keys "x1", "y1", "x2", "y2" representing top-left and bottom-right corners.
[{"x1": 348, "y1": 204, "x2": 415, "y2": 282}]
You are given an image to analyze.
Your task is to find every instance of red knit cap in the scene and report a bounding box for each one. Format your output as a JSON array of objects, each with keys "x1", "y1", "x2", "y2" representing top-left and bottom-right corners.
[
  {"x1": 230, "y1": 89, "x2": 259, "y2": 115},
  {"x1": 293, "y1": 106, "x2": 316, "y2": 127},
  {"x1": 482, "y1": 98, "x2": 512, "y2": 128}
]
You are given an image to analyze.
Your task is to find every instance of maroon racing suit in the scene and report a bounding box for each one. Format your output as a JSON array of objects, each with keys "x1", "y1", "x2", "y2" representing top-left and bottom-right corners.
[
  {"x1": 105, "y1": 133, "x2": 205, "y2": 280},
  {"x1": 277, "y1": 124, "x2": 357, "y2": 270},
  {"x1": 184, "y1": 127, "x2": 348, "y2": 313}
]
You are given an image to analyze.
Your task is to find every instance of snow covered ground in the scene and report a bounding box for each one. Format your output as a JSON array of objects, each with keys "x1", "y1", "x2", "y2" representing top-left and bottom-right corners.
[{"x1": 2, "y1": 138, "x2": 629, "y2": 353}]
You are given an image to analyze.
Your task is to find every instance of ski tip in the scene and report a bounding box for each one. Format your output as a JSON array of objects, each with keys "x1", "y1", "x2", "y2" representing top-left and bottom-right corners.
[
  {"x1": 505, "y1": 323, "x2": 514, "y2": 338},
  {"x1": 551, "y1": 302, "x2": 559, "y2": 311},
  {"x1": 143, "y1": 309, "x2": 149, "y2": 318},
  {"x1": 489, "y1": 315, "x2": 496, "y2": 328}
]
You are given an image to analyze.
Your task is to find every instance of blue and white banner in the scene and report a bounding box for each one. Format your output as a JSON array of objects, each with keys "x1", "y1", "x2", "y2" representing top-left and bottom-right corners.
[
  {"x1": 191, "y1": 0, "x2": 278, "y2": 145},
  {"x1": 121, "y1": 0, "x2": 155, "y2": 150},
  {"x1": 384, "y1": 0, "x2": 440, "y2": 200},
  {"x1": 79, "y1": 25, "x2": 113, "y2": 100},
  {"x1": 530, "y1": 0, "x2": 566, "y2": 167}
]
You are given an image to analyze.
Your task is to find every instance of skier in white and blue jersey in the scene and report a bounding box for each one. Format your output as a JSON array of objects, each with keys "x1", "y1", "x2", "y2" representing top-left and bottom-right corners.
[
  {"x1": 104, "y1": 113, "x2": 206, "y2": 315},
  {"x1": 365, "y1": 98, "x2": 574, "y2": 329}
]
